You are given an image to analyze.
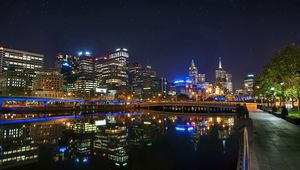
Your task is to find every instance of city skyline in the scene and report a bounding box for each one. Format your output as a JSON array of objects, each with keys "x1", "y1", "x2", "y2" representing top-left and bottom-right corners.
[
  {"x1": 1, "y1": 1, "x2": 300, "y2": 170},
  {"x1": 1, "y1": 0, "x2": 300, "y2": 88}
]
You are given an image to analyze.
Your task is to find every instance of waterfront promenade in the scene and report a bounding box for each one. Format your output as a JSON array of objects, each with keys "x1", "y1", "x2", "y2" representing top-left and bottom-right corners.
[{"x1": 250, "y1": 111, "x2": 300, "y2": 170}]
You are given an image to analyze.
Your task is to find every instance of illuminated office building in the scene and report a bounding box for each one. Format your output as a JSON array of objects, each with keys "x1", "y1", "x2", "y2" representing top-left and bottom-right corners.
[
  {"x1": 0, "y1": 125, "x2": 39, "y2": 169},
  {"x1": 160, "y1": 77, "x2": 168, "y2": 98},
  {"x1": 128, "y1": 62, "x2": 144, "y2": 98},
  {"x1": 32, "y1": 71, "x2": 64, "y2": 98},
  {"x1": 108, "y1": 48, "x2": 129, "y2": 65},
  {"x1": 189, "y1": 60, "x2": 206, "y2": 86},
  {"x1": 226, "y1": 73, "x2": 233, "y2": 94},
  {"x1": 75, "y1": 79, "x2": 97, "y2": 98},
  {"x1": 95, "y1": 56, "x2": 107, "y2": 85},
  {"x1": 128, "y1": 63, "x2": 161, "y2": 99},
  {"x1": 215, "y1": 57, "x2": 233, "y2": 95},
  {"x1": 142, "y1": 65, "x2": 160, "y2": 99},
  {"x1": 189, "y1": 59, "x2": 199, "y2": 86},
  {"x1": 99, "y1": 53, "x2": 128, "y2": 90},
  {"x1": 0, "y1": 66, "x2": 28, "y2": 96},
  {"x1": 75, "y1": 51, "x2": 97, "y2": 97},
  {"x1": 77, "y1": 51, "x2": 94, "y2": 80},
  {"x1": 0, "y1": 46, "x2": 44, "y2": 92},
  {"x1": 243, "y1": 74, "x2": 255, "y2": 96},
  {"x1": 55, "y1": 53, "x2": 79, "y2": 92}
]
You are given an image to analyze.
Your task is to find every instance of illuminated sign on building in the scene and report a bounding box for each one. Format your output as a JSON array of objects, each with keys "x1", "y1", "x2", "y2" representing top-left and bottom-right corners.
[
  {"x1": 95, "y1": 119, "x2": 106, "y2": 126},
  {"x1": 95, "y1": 88, "x2": 107, "y2": 93}
]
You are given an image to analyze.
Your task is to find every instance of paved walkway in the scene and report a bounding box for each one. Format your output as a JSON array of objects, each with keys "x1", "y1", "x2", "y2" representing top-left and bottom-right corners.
[{"x1": 250, "y1": 111, "x2": 300, "y2": 170}]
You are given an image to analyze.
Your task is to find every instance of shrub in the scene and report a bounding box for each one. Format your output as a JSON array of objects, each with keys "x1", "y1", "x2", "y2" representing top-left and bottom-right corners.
[
  {"x1": 281, "y1": 107, "x2": 288, "y2": 116},
  {"x1": 272, "y1": 106, "x2": 277, "y2": 113}
]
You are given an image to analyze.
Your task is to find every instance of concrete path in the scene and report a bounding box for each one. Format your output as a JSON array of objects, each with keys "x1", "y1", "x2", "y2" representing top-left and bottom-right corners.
[{"x1": 250, "y1": 111, "x2": 300, "y2": 170}]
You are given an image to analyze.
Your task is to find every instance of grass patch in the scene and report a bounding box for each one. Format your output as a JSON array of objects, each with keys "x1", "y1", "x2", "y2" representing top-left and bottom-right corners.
[{"x1": 289, "y1": 109, "x2": 300, "y2": 118}]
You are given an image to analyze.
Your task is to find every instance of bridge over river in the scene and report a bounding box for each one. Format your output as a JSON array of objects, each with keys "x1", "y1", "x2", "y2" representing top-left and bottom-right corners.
[{"x1": 139, "y1": 101, "x2": 257, "y2": 113}]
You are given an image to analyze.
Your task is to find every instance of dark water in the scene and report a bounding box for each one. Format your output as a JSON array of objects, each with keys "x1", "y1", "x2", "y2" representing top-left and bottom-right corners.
[{"x1": 0, "y1": 112, "x2": 238, "y2": 170}]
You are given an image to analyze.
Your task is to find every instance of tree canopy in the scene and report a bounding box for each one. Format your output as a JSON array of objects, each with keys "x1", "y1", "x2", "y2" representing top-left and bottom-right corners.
[{"x1": 254, "y1": 43, "x2": 300, "y2": 111}]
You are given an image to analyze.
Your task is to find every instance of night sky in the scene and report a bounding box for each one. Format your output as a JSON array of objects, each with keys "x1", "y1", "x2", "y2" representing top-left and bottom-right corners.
[{"x1": 1, "y1": 0, "x2": 300, "y2": 89}]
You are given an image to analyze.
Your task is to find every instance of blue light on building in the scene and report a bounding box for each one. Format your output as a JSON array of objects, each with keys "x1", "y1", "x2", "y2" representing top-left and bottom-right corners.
[
  {"x1": 59, "y1": 147, "x2": 67, "y2": 153},
  {"x1": 174, "y1": 80, "x2": 185, "y2": 84},
  {"x1": 214, "y1": 96, "x2": 225, "y2": 101},
  {"x1": 187, "y1": 127, "x2": 194, "y2": 131},
  {"x1": 175, "y1": 126, "x2": 185, "y2": 131},
  {"x1": 62, "y1": 62, "x2": 70, "y2": 67},
  {"x1": 82, "y1": 157, "x2": 89, "y2": 163}
]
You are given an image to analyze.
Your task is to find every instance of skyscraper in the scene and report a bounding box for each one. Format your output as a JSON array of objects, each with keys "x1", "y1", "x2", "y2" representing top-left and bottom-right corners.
[
  {"x1": 98, "y1": 48, "x2": 129, "y2": 91},
  {"x1": 243, "y1": 74, "x2": 255, "y2": 96},
  {"x1": 0, "y1": 46, "x2": 44, "y2": 92},
  {"x1": 226, "y1": 73, "x2": 233, "y2": 94},
  {"x1": 128, "y1": 62, "x2": 144, "y2": 98},
  {"x1": 78, "y1": 51, "x2": 94, "y2": 80},
  {"x1": 215, "y1": 57, "x2": 227, "y2": 83},
  {"x1": 55, "y1": 53, "x2": 79, "y2": 92},
  {"x1": 215, "y1": 57, "x2": 233, "y2": 95},
  {"x1": 109, "y1": 48, "x2": 129, "y2": 66},
  {"x1": 189, "y1": 59, "x2": 198, "y2": 86},
  {"x1": 76, "y1": 51, "x2": 96, "y2": 98},
  {"x1": 0, "y1": 66, "x2": 28, "y2": 96}
]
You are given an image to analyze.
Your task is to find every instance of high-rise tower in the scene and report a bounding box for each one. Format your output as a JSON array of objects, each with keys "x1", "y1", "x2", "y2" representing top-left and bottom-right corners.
[
  {"x1": 215, "y1": 57, "x2": 233, "y2": 95},
  {"x1": 189, "y1": 59, "x2": 198, "y2": 86}
]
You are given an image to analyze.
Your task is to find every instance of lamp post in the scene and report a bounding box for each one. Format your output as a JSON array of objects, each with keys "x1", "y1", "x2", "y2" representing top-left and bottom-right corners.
[
  {"x1": 297, "y1": 71, "x2": 300, "y2": 114},
  {"x1": 280, "y1": 82, "x2": 285, "y2": 108},
  {"x1": 270, "y1": 87, "x2": 275, "y2": 108}
]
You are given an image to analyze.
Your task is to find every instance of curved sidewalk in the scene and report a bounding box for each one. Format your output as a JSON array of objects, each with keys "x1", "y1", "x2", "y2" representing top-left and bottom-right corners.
[{"x1": 250, "y1": 111, "x2": 300, "y2": 170}]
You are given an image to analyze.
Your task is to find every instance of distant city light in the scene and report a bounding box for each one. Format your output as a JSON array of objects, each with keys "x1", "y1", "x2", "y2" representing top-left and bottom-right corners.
[
  {"x1": 247, "y1": 74, "x2": 254, "y2": 77},
  {"x1": 175, "y1": 126, "x2": 185, "y2": 131},
  {"x1": 143, "y1": 121, "x2": 151, "y2": 125},
  {"x1": 123, "y1": 48, "x2": 128, "y2": 51},
  {"x1": 174, "y1": 80, "x2": 184, "y2": 84},
  {"x1": 59, "y1": 147, "x2": 67, "y2": 153},
  {"x1": 174, "y1": 79, "x2": 192, "y2": 84},
  {"x1": 62, "y1": 62, "x2": 70, "y2": 67},
  {"x1": 187, "y1": 127, "x2": 194, "y2": 131},
  {"x1": 95, "y1": 119, "x2": 106, "y2": 126},
  {"x1": 83, "y1": 157, "x2": 88, "y2": 163},
  {"x1": 78, "y1": 51, "x2": 83, "y2": 56},
  {"x1": 85, "y1": 51, "x2": 91, "y2": 56},
  {"x1": 116, "y1": 48, "x2": 121, "y2": 51}
]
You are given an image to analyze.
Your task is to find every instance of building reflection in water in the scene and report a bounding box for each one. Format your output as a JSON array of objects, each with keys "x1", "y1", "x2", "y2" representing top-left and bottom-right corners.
[
  {"x1": 0, "y1": 111, "x2": 236, "y2": 169},
  {"x1": 172, "y1": 115, "x2": 235, "y2": 153},
  {"x1": 0, "y1": 124, "x2": 39, "y2": 169},
  {"x1": 94, "y1": 120, "x2": 128, "y2": 167}
]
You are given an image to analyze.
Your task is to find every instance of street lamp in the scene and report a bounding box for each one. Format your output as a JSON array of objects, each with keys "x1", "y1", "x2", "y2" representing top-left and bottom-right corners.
[
  {"x1": 270, "y1": 87, "x2": 275, "y2": 108},
  {"x1": 280, "y1": 82, "x2": 285, "y2": 108}
]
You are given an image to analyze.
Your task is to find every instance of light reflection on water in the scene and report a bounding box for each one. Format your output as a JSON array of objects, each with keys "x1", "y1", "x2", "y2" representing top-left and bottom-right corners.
[{"x1": 0, "y1": 112, "x2": 238, "y2": 170}]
